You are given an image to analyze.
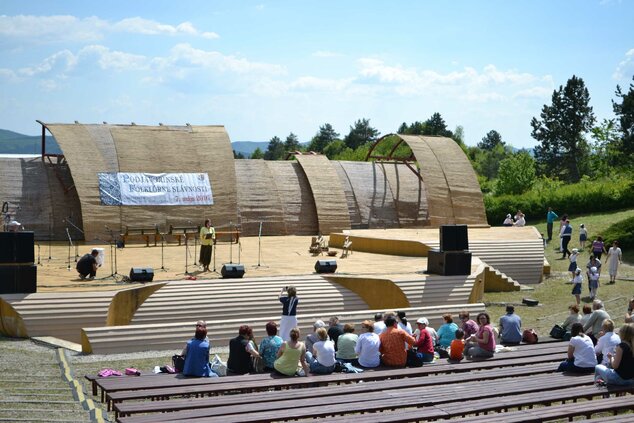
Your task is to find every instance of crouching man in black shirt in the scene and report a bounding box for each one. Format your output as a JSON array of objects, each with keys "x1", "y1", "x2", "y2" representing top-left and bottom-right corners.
[{"x1": 76, "y1": 249, "x2": 99, "y2": 280}]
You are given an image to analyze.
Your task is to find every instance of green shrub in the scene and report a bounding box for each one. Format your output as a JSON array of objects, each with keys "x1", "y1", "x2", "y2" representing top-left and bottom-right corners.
[
  {"x1": 602, "y1": 216, "x2": 634, "y2": 250},
  {"x1": 484, "y1": 176, "x2": 634, "y2": 225}
]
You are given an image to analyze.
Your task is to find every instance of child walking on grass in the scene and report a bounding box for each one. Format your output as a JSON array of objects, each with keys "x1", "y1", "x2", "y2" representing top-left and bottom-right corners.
[
  {"x1": 588, "y1": 266, "x2": 600, "y2": 300},
  {"x1": 579, "y1": 224, "x2": 588, "y2": 250},
  {"x1": 572, "y1": 268, "x2": 583, "y2": 305},
  {"x1": 568, "y1": 248, "x2": 579, "y2": 281}
]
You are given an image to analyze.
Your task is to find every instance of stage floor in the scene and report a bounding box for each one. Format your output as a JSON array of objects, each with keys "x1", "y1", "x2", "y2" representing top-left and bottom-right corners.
[{"x1": 30, "y1": 226, "x2": 540, "y2": 292}]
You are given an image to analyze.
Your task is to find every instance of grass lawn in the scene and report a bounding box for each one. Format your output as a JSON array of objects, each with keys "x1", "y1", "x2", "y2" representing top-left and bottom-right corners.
[{"x1": 485, "y1": 207, "x2": 634, "y2": 337}]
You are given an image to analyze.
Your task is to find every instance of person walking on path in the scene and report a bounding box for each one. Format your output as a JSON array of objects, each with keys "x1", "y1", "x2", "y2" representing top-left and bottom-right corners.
[
  {"x1": 606, "y1": 240, "x2": 622, "y2": 284},
  {"x1": 579, "y1": 224, "x2": 588, "y2": 250},
  {"x1": 546, "y1": 207, "x2": 558, "y2": 242},
  {"x1": 592, "y1": 236, "x2": 607, "y2": 260},
  {"x1": 560, "y1": 220, "x2": 573, "y2": 259}
]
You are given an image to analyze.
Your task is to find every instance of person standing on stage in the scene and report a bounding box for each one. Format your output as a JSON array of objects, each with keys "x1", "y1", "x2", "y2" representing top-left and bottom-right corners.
[
  {"x1": 279, "y1": 286, "x2": 299, "y2": 342},
  {"x1": 76, "y1": 249, "x2": 99, "y2": 280},
  {"x1": 199, "y1": 219, "x2": 215, "y2": 272}
]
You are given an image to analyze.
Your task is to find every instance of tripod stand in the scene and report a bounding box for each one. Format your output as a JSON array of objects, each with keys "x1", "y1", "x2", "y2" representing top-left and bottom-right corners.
[
  {"x1": 159, "y1": 225, "x2": 167, "y2": 271},
  {"x1": 105, "y1": 226, "x2": 120, "y2": 278},
  {"x1": 65, "y1": 227, "x2": 72, "y2": 271},
  {"x1": 252, "y1": 221, "x2": 268, "y2": 269},
  {"x1": 65, "y1": 217, "x2": 83, "y2": 261}
]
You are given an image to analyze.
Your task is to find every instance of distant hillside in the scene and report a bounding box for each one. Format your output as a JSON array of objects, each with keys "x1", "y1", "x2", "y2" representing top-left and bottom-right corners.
[
  {"x1": 231, "y1": 141, "x2": 269, "y2": 157},
  {"x1": 0, "y1": 129, "x2": 61, "y2": 154}
]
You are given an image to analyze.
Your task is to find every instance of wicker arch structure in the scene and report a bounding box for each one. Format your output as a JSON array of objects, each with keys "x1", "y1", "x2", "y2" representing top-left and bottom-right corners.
[
  {"x1": 40, "y1": 123, "x2": 238, "y2": 241},
  {"x1": 366, "y1": 134, "x2": 487, "y2": 226}
]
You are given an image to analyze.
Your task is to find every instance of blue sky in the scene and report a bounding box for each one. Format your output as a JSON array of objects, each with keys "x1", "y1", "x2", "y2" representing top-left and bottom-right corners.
[{"x1": 1, "y1": 1, "x2": 633, "y2": 148}]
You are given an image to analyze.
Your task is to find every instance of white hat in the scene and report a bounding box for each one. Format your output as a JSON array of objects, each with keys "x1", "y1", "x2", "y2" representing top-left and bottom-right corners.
[
  {"x1": 590, "y1": 266, "x2": 598, "y2": 273},
  {"x1": 572, "y1": 248, "x2": 578, "y2": 253},
  {"x1": 313, "y1": 320, "x2": 325, "y2": 329},
  {"x1": 416, "y1": 317, "x2": 429, "y2": 325}
]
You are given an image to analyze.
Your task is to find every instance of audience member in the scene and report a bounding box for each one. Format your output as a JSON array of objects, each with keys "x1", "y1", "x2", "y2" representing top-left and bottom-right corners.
[
  {"x1": 305, "y1": 327, "x2": 336, "y2": 374},
  {"x1": 336, "y1": 323, "x2": 358, "y2": 362},
  {"x1": 450, "y1": 329, "x2": 466, "y2": 361},
  {"x1": 379, "y1": 315, "x2": 416, "y2": 367},
  {"x1": 458, "y1": 311, "x2": 479, "y2": 338},
  {"x1": 465, "y1": 312, "x2": 496, "y2": 359},
  {"x1": 181, "y1": 320, "x2": 217, "y2": 377},
  {"x1": 397, "y1": 311, "x2": 413, "y2": 334},
  {"x1": 594, "y1": 319, "x2": 621, "y2": 366},
  {"x1": 227, "y1": 325, "x2": 261, "y2": 375},
  {"x1": 373, "y1": 312, "x2": 386, "y2": 335},
  {"x1": 437, "y1": 314, "x2": 458, "y2": 348},
  {"x1": 584, "y1": 300, "x2": 611, "y2": 344},
  {"x1": 258, "y1": 321, "x2": 283, "y2": 371},
  {"x1": 305, "y1": 320, "x2": 325, "y2": 353},
  {"x1": 580, "y1": 304, "x2": 593, "y2": 327},
  {"x1": 556, "y1": 323, "x2": 597, "y2": 373},
  {"x1": 562, "y1": 305, "x2": 581, "y2": 332},
  {"x1": 414, "y1": 317, "x2": 439, "y2": 346},
  {"x1": 513, "y1": 212, "x2": 526, "y2": 227},
  {"x1": 274, "y1": 327, "x2": 309, "y2": 377},
  {"x1": 626, "y1": 297, "x2": 634, "y2": 324},
  {"x1": 606, "y1": 240, "x2": 622, "y2": 284},
  {"x1": 327, "y1": 316, "x2": 344, "y2": 351},
  {"x1": 355, "y1": 320, "x2": 381, "y2": 368},
  {"x1": 413, "y1": 317, "x2": 435, "y2": 363},
  {"x1": 594, "y1": 323, "x2": 634, "y2": 386},
  {"x1": 503, "y1": 214, "x2": 514, "y2": 226},
  {"x1": 499, "y1": 305, "x2": 522, "y2": 345},
  {"x1": 279, "y1": 286, "x2": 299, "y2": 341}
]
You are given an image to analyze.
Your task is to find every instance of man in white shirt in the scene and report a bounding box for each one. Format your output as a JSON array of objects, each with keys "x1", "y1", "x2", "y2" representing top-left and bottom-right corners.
[{"x1": 373, "y1": 312, "x2": 386, "y2": 335}]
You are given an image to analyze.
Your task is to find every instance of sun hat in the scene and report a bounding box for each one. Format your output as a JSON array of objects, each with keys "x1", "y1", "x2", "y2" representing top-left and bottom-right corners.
[{"x1": 416, "y1": 317, "x2": 429, "y2": 325}]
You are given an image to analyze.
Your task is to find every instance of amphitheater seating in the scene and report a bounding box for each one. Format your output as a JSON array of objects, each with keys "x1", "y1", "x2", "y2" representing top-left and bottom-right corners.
[
  {"x1": 1, "y1": 291, "x2": 116, "y2": 344},
  {"x1": 82, "y1": 302, "x2": 485, "y2": 354},
  {"x1": 90, "y1": 342, "x2": 634, "y2": 423}
]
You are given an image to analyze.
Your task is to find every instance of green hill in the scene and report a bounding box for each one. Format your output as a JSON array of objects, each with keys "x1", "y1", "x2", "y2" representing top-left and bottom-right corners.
[{"x1": 0, "y1": 129, "x2": 61, "y2": 154}]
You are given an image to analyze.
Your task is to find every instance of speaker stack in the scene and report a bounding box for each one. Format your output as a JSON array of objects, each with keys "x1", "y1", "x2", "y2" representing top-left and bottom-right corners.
[
  {"x1": 426, "y1": 225, "x2": 472, "y2": 276},
  {"x1": 0, "y1": 231, "x2": 37, "y2": 294},
  {"x1": 129, "y1": 267, "x2": 154, "y2": 282}
]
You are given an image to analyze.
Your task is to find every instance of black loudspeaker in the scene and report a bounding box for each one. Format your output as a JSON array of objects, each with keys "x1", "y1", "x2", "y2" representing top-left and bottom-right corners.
[
  {"x1": 221, "y1": 264, "x2": 245, "y2": 279},
  {"x1": 427, "y1": 250, "x2": 472, "y2": 276},
  {"x1": 129, "y1": 267, "x2": 154, "y2": 282},
  {"x1": 0, "y1": 265, "x2": 37, "y2": 294},
  {"x1": 440, "y1": 225, "x2": 469, "y2": 252},
  {"x1": 0, "y1": 232, "x2": 35, "y2": 263},
  {"x1": 314, "y1": 259, "x2": 337, "y2": 274}
]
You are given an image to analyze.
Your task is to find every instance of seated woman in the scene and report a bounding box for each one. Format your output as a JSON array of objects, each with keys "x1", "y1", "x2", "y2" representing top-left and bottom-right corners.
[
  {"x1": 556, "y1": 323, "x2": 597, "y2": 373},
  {"x1": 354, "y1": 320, "x2": 381, "y2": 368},
  {"x1": 259, "y1": 321, "x2": 283, "y2": 371},
  {"x1": 465, "y1": 312, "x2": 496, "y2": 359},
  {"x1": 181, "y1": 320, "x2": 217, "y2": 377},
  {"x1": 274, "y1": 327, "x2": 309, "y2": 377},
  {"x1": 336, "y1": 323, "x2": 358, "y2": 362},
  {"x1": 626, "y1": 297, "x2": 634, "y2": 323},
  {"x1": 437, "y1": 314, "x2": 458, "y2": 357},
  {"x1": 413, "y1": 318, "x2": 435, "y2": 363},
  {"x1": 305, "y1": 327, "x2": 336, "y2": 374},
  {"x1": 595, "y1": 323, "x2": 634, "y2": 386},
  {"x1": 562, "y1": 304, "x2": 581, "y2": 331},
  {"x1": 227, "y1": 325, "x2": 261, "y2": 375},
  {"x1": 503, "y1": 214, "x2": 514, "y2": 226}
]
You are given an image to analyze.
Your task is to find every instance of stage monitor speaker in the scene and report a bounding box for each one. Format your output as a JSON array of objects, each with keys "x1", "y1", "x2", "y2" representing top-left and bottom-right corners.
[
  {"x1": 440, "y1": 224, "x2": 469, "y2": 252},
  {"x1": 0, "y1": 264, "x2": 37, "y2": 294},
  {"x1": 314, "y1": 259, "x2": 337, "y2": 274},
  {"x1": 426, "y1": 250, "x2": 472, "y2": 276},
  {"x1": 129, "y1": 267, "x2": 154, "y2": 282},
  {"x1": 0, "y1": 231, "x2": 35, "y2": 264},
  {"x1": 221, "y1": 264, "x2": 245, "y2": 279}
]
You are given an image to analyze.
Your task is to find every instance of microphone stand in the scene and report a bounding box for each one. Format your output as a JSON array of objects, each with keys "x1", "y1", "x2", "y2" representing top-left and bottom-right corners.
[
  {"x1": 65, "y1": 217, "x2": 84, "y2": 261},
  {"x1": 184, "y1": 235, "x2": 189, "y2": 275},
  {"x1": 48, "y1": 212, "x2": 52, "y2": 260},
  {"x1": 65, "y1": 227, "x2": 72, "y2": 271},
  {"x1": 212, "y1": 237, "x2": 216, "y2": 272},
  {"x1": 229, "y1": 221, "x2": 233, "y2": 264},
  {"x1": 159, "y1": 225, "x2": 166, "y2": 271},
  {"x1": 105, "y1": 226, "x2": 119, "y2": 277}
]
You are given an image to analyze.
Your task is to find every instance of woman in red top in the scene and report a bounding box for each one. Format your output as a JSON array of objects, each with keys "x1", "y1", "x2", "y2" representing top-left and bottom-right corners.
[{"x1": 414, "y1": 318, "x2": 435, "y2": 362}]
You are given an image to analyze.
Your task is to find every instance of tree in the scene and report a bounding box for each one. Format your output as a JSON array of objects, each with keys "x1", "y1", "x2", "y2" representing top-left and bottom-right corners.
[
  {"x1": 397, "y1": 122, "x2": 408, "y2": 134},
  {"x1": 423, "y1": 112, "x2": 453, "y2": 137},
  {"x1": 478, "y1": 130, "x2": 505, "y2": 150},
  {"x1": 323, "y1": 140, "x2": 349, "y2": 159},
  {"x1": 613, "y1": 75, "x2": 634, "y2": 162},
  {"x1": 590, "y1": 119, "x2": 622, "y2": 175},
  {"x1": 233, "y1": 150, "x2": 245, "y2": 159},
  {"x1": 343, "y1": 118, "x2": 380, "y2": 150},
  {"x1": 307, "y1": 123, "x2": 339, "y2": 153},
  {"x1": 452, "y1": 125, "x2": 465, "y2": 147},
  {"x1": 531, "y1": 75, "x2": 595, "y2": 182},
  {"x1": 495, "y1": 151, "x2": 536, "y2": 195},
  {"x1": 473, "y1": 142, "x2": 511, "y2": 180},
  {"x1": 263, "y1": 136, "x2": 285, "y2": 160},
  {"x1": 284, "y1": 132, "x2": 301, "y2": 152},
  {"x1": 250, "y1": 147, "x2": 264, "y2": 159}
]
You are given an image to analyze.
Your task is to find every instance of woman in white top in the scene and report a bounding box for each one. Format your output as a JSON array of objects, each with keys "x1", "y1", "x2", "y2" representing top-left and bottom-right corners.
[
  {"x1": 354, "y1": 320, "x2": 381, "y2": 368},
  {"x1": 556, "y1": 323, "x2": 596, "y2": 373},
  {"x1": 606, "y1": 240, "x2": 622, "y2": 284},
  {"x1": 594, "y1": 319, "x2": 621, "y2": 366},
  {"x1": 305, "y1": 327, "x2": 336, "y2": 374},
  {"x1": 397, "y1": 311, "x2": 413, "y2": 334}
]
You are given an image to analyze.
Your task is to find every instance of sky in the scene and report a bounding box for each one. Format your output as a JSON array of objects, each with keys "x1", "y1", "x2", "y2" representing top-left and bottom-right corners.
[{"x1": 1, "y1": 1, "x2": 633, "y2": 148}]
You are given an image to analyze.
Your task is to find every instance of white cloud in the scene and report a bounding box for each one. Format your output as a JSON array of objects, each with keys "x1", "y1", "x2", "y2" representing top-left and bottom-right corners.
[
  {"x1": 0, "y1": 14, "x2": 219, "y2": 45},
  {"x1": 613, "y1": 48, "x2": 634, "y2": 80},
  {"x1": 18, "y1": 50, "x2": 77, "y2": 76},
  {"x1": 514, "y1": 86, "x2": 552, "y2": 99},
  {"x1": 79, "y1": 45, "x2": 149, "y2": 71}
]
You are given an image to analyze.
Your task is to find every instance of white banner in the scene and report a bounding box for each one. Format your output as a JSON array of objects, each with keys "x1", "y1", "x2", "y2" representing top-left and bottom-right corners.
[{"x1": 98, "y1": 172, "x2": 213, "y2": 206}]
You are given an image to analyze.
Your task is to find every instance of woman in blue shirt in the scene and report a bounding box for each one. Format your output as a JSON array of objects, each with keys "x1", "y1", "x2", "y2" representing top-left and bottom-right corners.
[{"x1": 181, "y1": 321, "x2": 217, "y2": 377}]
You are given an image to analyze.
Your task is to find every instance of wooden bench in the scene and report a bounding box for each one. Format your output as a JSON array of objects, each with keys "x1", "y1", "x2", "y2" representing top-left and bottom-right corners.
[
  {"x1": 95, "y1": 341, "x2": 556, "y2": 409},
  {"x1": 166, "y1": 225, "x2": 199, "y2": 246},
  {"x1": 121, "y1": 226, "x2": 159, "y2": 247}
]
